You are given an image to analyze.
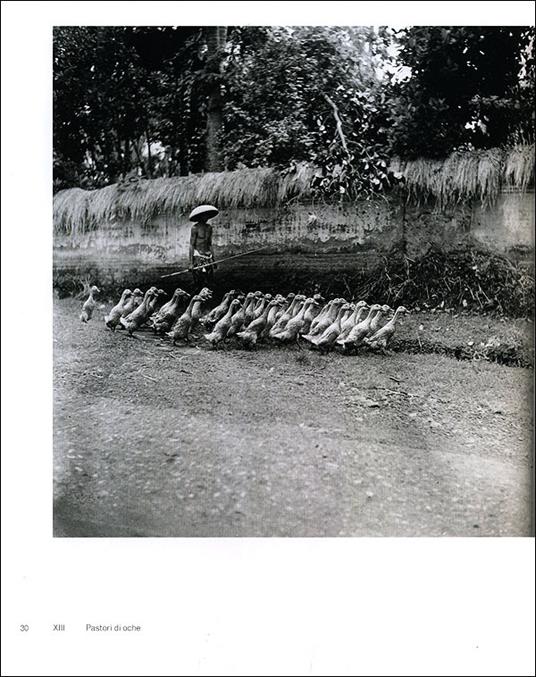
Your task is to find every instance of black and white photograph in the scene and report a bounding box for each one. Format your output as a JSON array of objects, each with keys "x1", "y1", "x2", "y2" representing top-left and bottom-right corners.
[
  {"x1": 2, "y1": 2, "x2": 535, "y2": 675},
  {"x1": 52, "y1": 22, "x2": 534, "y2": 538}
]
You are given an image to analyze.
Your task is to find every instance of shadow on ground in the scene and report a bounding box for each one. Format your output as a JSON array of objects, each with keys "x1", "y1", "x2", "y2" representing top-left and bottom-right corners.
[{"x1": 53, "y1": 298, "x2": 533, "y2": 537}]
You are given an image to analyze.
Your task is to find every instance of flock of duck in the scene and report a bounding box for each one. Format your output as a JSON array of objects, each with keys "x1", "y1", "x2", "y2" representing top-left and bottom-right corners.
[{"x1": 81, "y1": 285, "x2": 408, "y2": 353}]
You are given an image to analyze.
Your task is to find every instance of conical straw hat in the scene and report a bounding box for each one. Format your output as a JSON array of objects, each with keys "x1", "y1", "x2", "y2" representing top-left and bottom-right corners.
[{"x1": 189, "y1": 205, "x2": 219, "y2": 222}]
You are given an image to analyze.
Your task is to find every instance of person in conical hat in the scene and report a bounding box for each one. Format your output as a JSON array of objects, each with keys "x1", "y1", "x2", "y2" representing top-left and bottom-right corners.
[{"x1": 188, "y1": 205, "x2": 219, "y2": 289}]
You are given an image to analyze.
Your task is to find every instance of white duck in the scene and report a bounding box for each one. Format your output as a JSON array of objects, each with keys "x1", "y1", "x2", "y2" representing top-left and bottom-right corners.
[
  {"x1": 269, "y1": 294, "x2": 305, "y2": 337},
  {"x1": 364, "y1": 306, "x2": 409, "y2": 351},
  {"x1": 338, "y1": 303, "x2": 382, "y2": 351},
  {"x1": 336, "y1": 301, "x2": 368, "y2": 342},
  {"x1": 104, "y1": 289, "x2": 132, "y2": 330},
  {"x1": 203, "y1": 289, "x2": 237, "y2": 326},
  {"x1": 80, "y1": 285, "x2": 100, "y2": 323},
  {"x1": 307, "y1": 302, "x2": 351, "y2": 352}
]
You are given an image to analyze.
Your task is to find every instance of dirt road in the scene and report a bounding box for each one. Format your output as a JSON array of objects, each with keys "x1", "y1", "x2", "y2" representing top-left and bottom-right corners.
[{"x1": 54, "y1": 299, "x2": 533, "y2": 536}]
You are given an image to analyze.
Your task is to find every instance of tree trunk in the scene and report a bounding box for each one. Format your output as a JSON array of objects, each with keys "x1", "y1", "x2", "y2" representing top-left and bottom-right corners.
[
  {"x1": 125, "y1": 139, "x2": 133, "y2": 174},
  {"x1": 204, "y1": 26, "x2": 227, "y2": 172},
  {"x1": 145, "y1": 127, "x2": 153, "y2": 178},
  {"x1": 132, "y1": 139, "x2": 146, "y2": 176}
]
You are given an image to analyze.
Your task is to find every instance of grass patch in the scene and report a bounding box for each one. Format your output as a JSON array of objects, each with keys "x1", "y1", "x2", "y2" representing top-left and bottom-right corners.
[{"x1": 392, "y1": 337, "x2": 533, "y2": 368}]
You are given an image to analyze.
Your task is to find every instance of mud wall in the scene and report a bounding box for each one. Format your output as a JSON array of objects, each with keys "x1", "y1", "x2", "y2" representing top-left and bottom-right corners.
[{"x1": 53, "y1": 190, "x2": 534, "y2": 292}]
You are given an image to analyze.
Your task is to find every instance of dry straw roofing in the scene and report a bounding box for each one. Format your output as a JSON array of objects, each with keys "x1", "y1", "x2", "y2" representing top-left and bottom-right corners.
[
  {"x1": 53, "y1": 164, "x2": 316, "y2": 235},
  {"x1": 54, "y1": 146, "x2": 534, "y2": 235},
  {"x1": 390, "y1": 144, "x2": 534, "y2": 208}
]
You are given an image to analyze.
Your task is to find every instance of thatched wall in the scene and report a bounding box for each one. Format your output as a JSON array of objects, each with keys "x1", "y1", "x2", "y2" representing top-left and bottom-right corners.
[
  {"x1": 53, "y1": 164, "x2": 317, "y2": 236},
  {"x1": 53, "y1": 199, "x2": 404, "y2": 292},
  {"x1": 389, "y1": 144, "x2": 534, "y2": 208},
  {"x1": 53, "y1": 146, "x2": 534, "y2": 293},
  {"x1": 53, "y1": 145, "x2": 534, "y2": 236}
]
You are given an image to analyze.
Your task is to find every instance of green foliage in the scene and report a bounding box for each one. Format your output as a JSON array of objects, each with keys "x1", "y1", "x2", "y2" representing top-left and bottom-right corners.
[
  {"x1": 53, "y1": 25, "x2": 535, "y2": 196},
  {"x1": 222, "y1": 26, "x2": 394, "y2": 199},
  {"x1": 388, "y1": 26, "x2": 535, "y2": 158},
  {"x1": 53, "y1": 26, "x2": 394, "y2": 196},
  {"x1": 53, "y1": 26, "x2": 205, "y2": 191}
]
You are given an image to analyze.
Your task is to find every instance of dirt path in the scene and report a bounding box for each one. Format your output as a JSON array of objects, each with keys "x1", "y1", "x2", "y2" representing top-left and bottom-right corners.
[{"x1": 54, "y1": 299, "x2": 533, "y2": 536}]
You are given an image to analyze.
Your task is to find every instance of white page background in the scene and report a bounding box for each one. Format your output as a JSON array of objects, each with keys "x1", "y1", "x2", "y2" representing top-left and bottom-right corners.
[{"x1": 2, "y1": 2, "x2": 535, "y2": 675}]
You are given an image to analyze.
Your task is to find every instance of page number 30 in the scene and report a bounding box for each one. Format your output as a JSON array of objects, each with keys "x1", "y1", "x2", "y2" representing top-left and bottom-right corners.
[{"x1": 19, "y1": 624, "x2": 29, "y2": 632}]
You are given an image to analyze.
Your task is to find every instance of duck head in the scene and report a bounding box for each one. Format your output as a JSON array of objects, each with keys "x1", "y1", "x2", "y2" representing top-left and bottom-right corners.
[
  {"x1": 173, "y1": 288, "x2": 190, "y2": 300},
  {"x1": 90, "y1": 285, "x2": 100, "y2": 294},
  {"x1": 313, "y1": 293, "x2": 325, "y2": 304},
  {"x1": 229, "y1": 299, "x2": 242, "y2": 311}
]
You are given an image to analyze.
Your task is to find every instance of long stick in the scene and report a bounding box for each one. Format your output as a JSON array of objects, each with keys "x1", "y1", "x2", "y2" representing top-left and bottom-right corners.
[{"x1": 160, "y1": 246, "x2": 271, "y2": 278}]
